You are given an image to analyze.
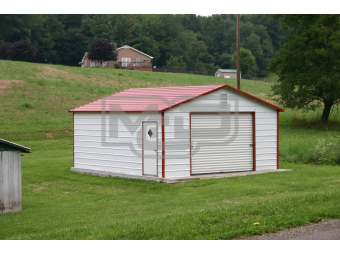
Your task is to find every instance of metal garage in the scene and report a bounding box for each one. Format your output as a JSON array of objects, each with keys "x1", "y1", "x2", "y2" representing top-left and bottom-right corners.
[{"x1": 69, "y1": 85, "x2": 284, "y2": 179}]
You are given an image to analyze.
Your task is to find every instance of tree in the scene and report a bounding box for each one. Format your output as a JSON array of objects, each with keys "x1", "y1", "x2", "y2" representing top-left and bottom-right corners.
[
  {"x1": 269, "y1": 14, "x2": 340, "y2": 123},
  {"x1": 10, "y1": 40, "x2": 37, "y2": 61},
  {"x1": 231, "y1": 48, "x2": 256, "y2": 75},
  {"x1": 217, "y1": 52, "x2": 232, "y2": 69},
  {"x1": 87, "y1": 39, "x2": 117, "y2": 67},
  {"x1": 0, "y1": 40, "x2": 36, "y2": 61},
  {"x1": 166, "y1": 55, "x2": 186, "y2": 67},
  {"x1": 0, "y1": 42, "x2": 12, "y2": 59}
]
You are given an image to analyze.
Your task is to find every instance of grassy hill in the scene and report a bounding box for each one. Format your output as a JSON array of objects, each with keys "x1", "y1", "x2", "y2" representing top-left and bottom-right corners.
[
  {"x1": 0, "y1": 60, "x2": 276, "y2": 141},
  {"x1": 0, "y1": 60, "x2": 339, "y2": 240}
]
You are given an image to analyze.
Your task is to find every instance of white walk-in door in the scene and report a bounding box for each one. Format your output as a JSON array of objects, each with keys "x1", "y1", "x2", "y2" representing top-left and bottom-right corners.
[
  {"x1": 191, "y1": 113, "x2": 253, "y2": 174},
  {"x1": 143, "y1": 122, "x2": 158, "y2": 176}
]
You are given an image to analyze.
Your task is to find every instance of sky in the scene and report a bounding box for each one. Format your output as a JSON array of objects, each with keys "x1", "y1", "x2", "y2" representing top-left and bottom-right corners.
[{"x1": 3, "y1": 0, "x2": 337, "y2": 14}]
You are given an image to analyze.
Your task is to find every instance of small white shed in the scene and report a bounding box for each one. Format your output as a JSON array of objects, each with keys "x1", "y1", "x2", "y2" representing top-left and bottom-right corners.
[
  {"x1": 215, "y1": 69, "x2": 240, "y2": 79},
  {"x1": 0, "y1": 138, "x2": 30, "y2": 214},
  {"x1": 69, "y1": 85, "x2": 284, "y2": 179}
]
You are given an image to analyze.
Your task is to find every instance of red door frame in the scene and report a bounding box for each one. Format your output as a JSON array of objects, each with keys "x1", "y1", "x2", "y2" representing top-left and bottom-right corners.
[
  {"x1": 142, "y1": 121, "x2": 158, "y2": 176},
  {"x1": 189, "y1": 112, "x2": 256, "y2": 176}
]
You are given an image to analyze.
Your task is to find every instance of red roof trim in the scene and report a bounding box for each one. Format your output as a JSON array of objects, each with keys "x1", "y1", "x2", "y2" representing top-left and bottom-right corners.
[
  {"x1": 159, "y1": 85, "x2": 226, "y2": 112},
  {"x1": 68, "y1": 111, "x2": 159, "y2": 113},
  {"x1": 223, "y1": 85, "x2": 284, "y2": 112}
]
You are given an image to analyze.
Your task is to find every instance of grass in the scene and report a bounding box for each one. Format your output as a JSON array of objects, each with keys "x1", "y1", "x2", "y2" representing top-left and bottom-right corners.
[{"x1": 0, "y1": 60, "x2": 340, "y2": 239}]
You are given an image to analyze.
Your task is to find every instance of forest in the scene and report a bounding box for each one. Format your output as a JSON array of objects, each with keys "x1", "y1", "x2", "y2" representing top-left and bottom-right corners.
[{"x1": 0, "y1": 14, "x2": 287, "y2": 77}]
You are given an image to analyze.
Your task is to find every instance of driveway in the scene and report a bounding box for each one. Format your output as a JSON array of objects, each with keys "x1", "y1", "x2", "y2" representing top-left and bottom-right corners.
[{"x1": 245, "y1": 219, "x2": 340, "y2": 240}]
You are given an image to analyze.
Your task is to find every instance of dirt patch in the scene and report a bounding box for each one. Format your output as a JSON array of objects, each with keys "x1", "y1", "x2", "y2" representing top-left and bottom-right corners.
[
  {"x1": 46, "y1": 132, "x2": 54, "y2": 138},
  {"x1": 255, "y1": 93, "x2": 280, "y2": 105},
  {"x1": 0, "y1": 80, "x2": 25, "y2": 94},
  {"x1": 255, "y1": 93, "x2": 270, "y2": 100},
  {"x1": 38, "y1": 66, "x2": 73, "y2": 79},
  {"x1": 31, "y1": 182, "x2": 50, "y2": 192},
  {"x1": 37, "y1": 66, "x2": 123, "y2": 87},
  {"x1": 47, "y1": 94, "x2": 62, "y2": 105}
]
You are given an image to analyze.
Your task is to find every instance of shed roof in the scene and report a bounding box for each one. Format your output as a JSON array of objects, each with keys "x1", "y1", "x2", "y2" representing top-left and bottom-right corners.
[
  {"x1": 0, "y1": 138, "x2": 31, "y2": 153},
  {"x1": 216, "y1": 69, "x2": 239, "y2": 73},
  {"x1": 69, "y1": 85, "x2": 284, "y2": 113}
]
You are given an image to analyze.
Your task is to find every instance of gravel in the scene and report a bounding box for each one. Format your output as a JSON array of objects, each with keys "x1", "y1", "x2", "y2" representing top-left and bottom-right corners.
[{"x1": 245, "y1": 219, "x2": 340, "y2": 240}]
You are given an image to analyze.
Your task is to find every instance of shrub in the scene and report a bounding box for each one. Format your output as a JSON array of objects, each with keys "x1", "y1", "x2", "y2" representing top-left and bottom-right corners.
[
  {"x1": 0, "y1": 42, "x2": 12, "y2": 60},
  {"x1": 10, "y1": 40, "x2": 37, "y2": 61},
  {"x1": 0, "y1": 40, "x2": 36, "y2": 61},
  {"x1": 306, "y1": 139, "x2": 340, "y2": 165},
  {"x1": 21, "y1": 102, "x2": 34, "y2": 110}
]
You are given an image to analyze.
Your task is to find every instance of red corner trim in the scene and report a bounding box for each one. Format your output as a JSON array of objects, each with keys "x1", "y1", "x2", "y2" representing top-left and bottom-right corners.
[
  {"x1": 277, "y1": 110, "x2": 279, "y2": 169},
  {"x1": 73, "y1": 113, "x2": 75, "y2": 168},
  {"x1": 162, "y1": 112, "x2": 165, "y2": 178},
  {"x1": 190, "y1": 113, "x2": 192, "y2": 176},
  {"x1": 253, "y1": 112, "x2": 256, "y2": 171}
]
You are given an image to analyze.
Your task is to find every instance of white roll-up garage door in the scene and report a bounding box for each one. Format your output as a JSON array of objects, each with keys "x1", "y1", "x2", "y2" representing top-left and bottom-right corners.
[{"x1": 191, "y1": 113, "x2": 253, "y2": 174}]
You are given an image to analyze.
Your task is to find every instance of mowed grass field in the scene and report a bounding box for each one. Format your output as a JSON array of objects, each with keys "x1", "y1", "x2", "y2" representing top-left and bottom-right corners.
[{"x1": 0, "y1": 60, "x2": 340, "y2": 239}]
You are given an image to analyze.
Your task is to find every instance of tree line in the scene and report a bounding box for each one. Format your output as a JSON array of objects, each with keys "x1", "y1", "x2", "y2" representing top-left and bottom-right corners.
[{"x1": 0, "y1": 14, "x2": 286, "y2": 76}]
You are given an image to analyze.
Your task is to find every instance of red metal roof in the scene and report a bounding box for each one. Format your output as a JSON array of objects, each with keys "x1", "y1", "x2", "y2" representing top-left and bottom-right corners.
[{"x1": 69, "y1": 85, "x2": 284, "y2": 113}]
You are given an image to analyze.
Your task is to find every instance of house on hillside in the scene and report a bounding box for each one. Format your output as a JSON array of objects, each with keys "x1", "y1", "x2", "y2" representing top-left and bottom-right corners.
[
  {"x1": 215, "y1": 69, "x2": 240, "y2": 79},
  {"x1": 79, "y1": 45, "x2": 154, "y2": 71}
]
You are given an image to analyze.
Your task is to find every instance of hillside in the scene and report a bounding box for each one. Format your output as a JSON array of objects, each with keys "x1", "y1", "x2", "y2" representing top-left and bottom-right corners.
[{"x1": 0, "y1": 60, "x2": 274, "y2": 141}]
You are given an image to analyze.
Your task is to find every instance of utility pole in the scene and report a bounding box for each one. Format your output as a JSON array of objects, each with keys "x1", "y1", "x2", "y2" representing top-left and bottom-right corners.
[{"x1": 236, "y1": 14, "x2": 241, "y2": 90}]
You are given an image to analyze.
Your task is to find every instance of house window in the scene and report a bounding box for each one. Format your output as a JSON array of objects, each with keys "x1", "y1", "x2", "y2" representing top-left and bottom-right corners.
[
  {"x1": 90, "y1": 60, "x2": 95, "y2": 67},
  {"x1": 96, "y1": 60, "x2": 100, "y2": 67},
  {"x1": 135, "y1": 58, "x2": 141, "y2": 66},
  {"x1": 122, "y1": 58, "x2": 131, "y2": 67},
  {"x1": 84, "y1": 60, "x2": 88, "y2": 67},
  {"x1": 103, "y1": 61, "x2": 107, "y2": 65}
]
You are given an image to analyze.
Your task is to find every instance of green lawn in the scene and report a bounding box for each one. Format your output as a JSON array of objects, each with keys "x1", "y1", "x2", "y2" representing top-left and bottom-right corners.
[{"x1": 0, "y1": 60, "x2": 339, "y2": 239}]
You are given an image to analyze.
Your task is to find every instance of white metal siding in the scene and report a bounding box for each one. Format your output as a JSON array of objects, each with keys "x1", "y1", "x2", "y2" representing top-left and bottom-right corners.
[
  {"x1": 73, "y1": 112, "x2": 162, "y2": 177},
  {"x1": 191, "y1": 113, "x2": 253, "y2": 174},
  {"x1": 164, "y1": 88, "x2": 278, "y2": 177},
  {"x1": 0, "y1": 151, "x2": 22, "y2": 214}
]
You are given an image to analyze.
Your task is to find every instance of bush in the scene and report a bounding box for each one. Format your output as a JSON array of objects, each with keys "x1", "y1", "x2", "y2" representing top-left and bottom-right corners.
[
  {"x1": 10, "y1": 40, "x2": 37, "y2": 61},
  {"x1": 21, "y1": 102, "x2": 34, "y2": 110},
  {"x1": 0, "y1": 40, "x2": 36, "y2": 61},
  {"x1": 0, "y1": 42, "x2": 12, "y2": 60},
  {"x1": 306, "y1": 139, "x2": 340, "y2": 165},
  {"x1": 114, "y1": 63, "x2": 119, "y2": 69},
  {"x1": 281, "y1": 138, "x2": 340, "y2": 165}
]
